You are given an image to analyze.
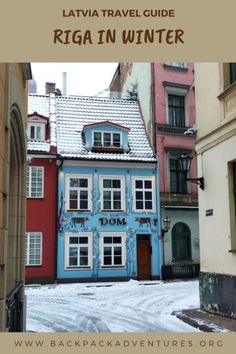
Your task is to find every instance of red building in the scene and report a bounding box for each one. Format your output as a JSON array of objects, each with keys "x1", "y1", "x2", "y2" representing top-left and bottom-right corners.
[{"x1": 26, "y1": 93, "x2": 57, "y2": 284}]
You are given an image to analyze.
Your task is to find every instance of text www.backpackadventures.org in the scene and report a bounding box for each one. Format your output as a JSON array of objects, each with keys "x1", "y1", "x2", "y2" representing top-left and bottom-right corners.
[{"x1": 13, "y1": 339, "x2": 224, "y2": 348}]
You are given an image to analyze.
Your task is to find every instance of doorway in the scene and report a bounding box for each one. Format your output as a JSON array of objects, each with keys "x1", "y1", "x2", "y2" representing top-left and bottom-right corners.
[
  {"x1": 172, "y1": 222, "x2": 191, "y2": 261},
  {"x1": 137, "y1": 234, "x2": 151, "y2": 280}
]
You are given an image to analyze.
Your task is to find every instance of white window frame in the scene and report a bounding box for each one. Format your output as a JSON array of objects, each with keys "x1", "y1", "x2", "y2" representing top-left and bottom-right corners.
[
  {"x1": 100, "y1": 232, "x2": 127, "y2": 268},
  {"x1": 132, "y1": 176, "x2": 156, "y2": 213},
  {"x1": 25, "y1": 232, "x2": 42, "y2": 266},
  {"x1": 65, "y1": 174, "x2": 92, "y2": 211},
  {"x1": 99, "y1": 175, "x2": 125, "y2": 212},
  {"x1": 27, "y1": 166, "x2": 44, "y2": 198},
  {"x1": 92, "y1": 131, "x2": 122, "y2": 148},
  {"x1": 28, "y1": 122, "x2": 45, "y2": 141},
  {"x1": 64, "y1": 232, "x2": 93, "y2": 269},
  {"x1": 165, "y1": 86, "x2": 189, "y2": 127}
]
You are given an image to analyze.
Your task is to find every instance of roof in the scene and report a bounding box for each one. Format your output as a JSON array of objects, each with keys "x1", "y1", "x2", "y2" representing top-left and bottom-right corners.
[
  {"x1": 28, "y1": 94, "x2": 50, "y2": 117},
  {"x1": 27, "y1": 94, "x2": 155, "y2": 162},
  {"x1": 27, "y1": 94, "x2": 51, "y2": 153},
  {"x1": 27, "y1": 141, "x2": 50, "y2": 153},
  {"x1": 28, "y1": 112, "x2": 49, "y2": 122},
  {"x1": 56, "y1": 96, "x2": 155, "y2": 162},
  {"x1": 82, "y1": 121, "x2": 130, "y2": 132}
]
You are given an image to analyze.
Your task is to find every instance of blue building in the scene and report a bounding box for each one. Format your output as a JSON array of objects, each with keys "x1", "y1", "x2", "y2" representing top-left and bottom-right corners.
[{"x1": 56, "y1": 96, "x2": 161, "y2": 282}]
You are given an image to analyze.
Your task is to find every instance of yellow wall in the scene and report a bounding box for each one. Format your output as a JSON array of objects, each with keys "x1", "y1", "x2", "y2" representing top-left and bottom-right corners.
[
  {"x1": 195, "y1": 63, "x2": 236, "y2": 276},
  {"x1": 0, "y1": 63, "x2": 29, "y2": 331}
]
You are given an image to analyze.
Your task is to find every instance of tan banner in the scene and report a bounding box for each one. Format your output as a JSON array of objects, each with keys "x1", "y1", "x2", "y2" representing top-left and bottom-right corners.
[
  {"x1": 0, "y1": 0, "x2": 236, "y2": 61},
  {"x1": 1, "y1": 333, "x2": 236, "y2": 354}
]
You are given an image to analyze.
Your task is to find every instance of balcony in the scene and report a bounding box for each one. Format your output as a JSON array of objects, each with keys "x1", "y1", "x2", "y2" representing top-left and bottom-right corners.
[{"x1": 160, "y1": 192, "x2": 198, "y2": 207}]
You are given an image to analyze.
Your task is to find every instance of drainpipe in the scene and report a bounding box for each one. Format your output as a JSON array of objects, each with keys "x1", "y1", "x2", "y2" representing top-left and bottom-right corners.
[
  {"x1": 55, "y1": 156, "x2": 64, "y2": 282},
  {"x1": 151, "y1": 63, "x2": 157, "y2": 153},
  {"x1": 155, "y1": 154, "x2": 163, "y2": 279}
]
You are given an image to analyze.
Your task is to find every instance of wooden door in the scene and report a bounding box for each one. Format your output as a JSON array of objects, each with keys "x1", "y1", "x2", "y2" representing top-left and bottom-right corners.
[{"x1": 137, "y1": 235, "x2": 151, "y2": 280}]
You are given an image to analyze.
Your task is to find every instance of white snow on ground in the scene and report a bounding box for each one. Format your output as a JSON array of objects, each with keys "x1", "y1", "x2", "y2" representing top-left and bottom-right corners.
[{"x1": 26, "y1": 279, "x2": 201, "y2": 333}]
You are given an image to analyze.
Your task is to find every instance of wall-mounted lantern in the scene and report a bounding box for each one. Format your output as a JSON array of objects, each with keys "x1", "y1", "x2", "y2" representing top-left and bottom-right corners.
[
  {"x1": 161, "y1": 217, "x2": 171, "y2": 237},
  {"x1": 178, "y1": 152, "x2": 204, "y2": 190}
]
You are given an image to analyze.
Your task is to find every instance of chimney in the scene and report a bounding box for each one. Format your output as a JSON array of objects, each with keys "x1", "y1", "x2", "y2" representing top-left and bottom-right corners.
[
  {"x1": 62, "y1": 72, "x2": 67, "y2": 96},
  {"x1": 45, "y1": 82, "x2": 56, "y2": 94}
]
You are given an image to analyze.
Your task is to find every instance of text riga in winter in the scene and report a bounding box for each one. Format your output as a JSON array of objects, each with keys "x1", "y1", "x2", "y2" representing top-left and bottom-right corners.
[{"x1": 53, "y1": 29, "x2": 185, "y2": 45}]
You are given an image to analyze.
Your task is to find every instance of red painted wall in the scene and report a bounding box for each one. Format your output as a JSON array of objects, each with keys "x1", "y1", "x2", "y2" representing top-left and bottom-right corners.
[
  {"x1": 26, "y1": 157, "x2": 57, "y2": 283},
  {"x1": 153, "y1": 63, "x2": 197, "y2": 194}
]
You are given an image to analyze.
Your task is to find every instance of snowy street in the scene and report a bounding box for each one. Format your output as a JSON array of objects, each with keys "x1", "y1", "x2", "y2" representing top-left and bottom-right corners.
[{"x1": 26, "y1": 279, "x2": 201, "y2": 333}]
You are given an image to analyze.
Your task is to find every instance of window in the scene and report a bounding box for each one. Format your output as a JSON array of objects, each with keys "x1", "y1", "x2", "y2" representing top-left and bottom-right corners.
[
  {"x1": 168, "y1": 94, "x2": 185, "y2": 127},
  {"x1": 169, "y1": 156, "x2": 187, "y2": 193},
  {"x1": 172, "y1": 223, "x2": 191, "y2": 261},
  {"x1": 28, "y1": 123, "x2": 45, "y2": 141},
  {"x1": 65, "y1": 232, "x2": 93, "y2": 269},
  {"x1": 165, "y1": 62, "x2": 186, "y2": 68},
  {"x1": 25, "y1": 232, "x2": 42, "y2": 266},
  {"x1": 93, "y1": 131, "x2": 121, "y2": 148},
  {"x1": 27, "y1": 166, "x2": 44, "y2": 198},
  {"x1": 229, "y1": 63, "x2": 236, "y2": 85},
  {"x1": 133, "y1": 177, "x2": 155, "y2": 212},
  {"x1": 100, "y1": 176, "x2": 125, "y2": 211},
  {"x1": 100, "y1": 232, "x2": 126, "y2": 267},
  {"x1": 229, "y1": 161, "x2": 236, "y2": 250},
  {"x1": 65, "y1": 175, "x2": 92, "y2": 211}
]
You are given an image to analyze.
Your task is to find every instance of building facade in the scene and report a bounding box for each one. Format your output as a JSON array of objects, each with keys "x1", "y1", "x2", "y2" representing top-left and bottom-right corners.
[
  {"x1": 110, "y1": 62, "x2": 199, "y2": 279},
  {"x1": 195, "y1": 63, "x2": 236, "y2": 318},
  {"x1": 56, "y1": 96, "x2": 161, "y2": 282},
  {"x1": 0, "y1": 63, "x2": 31, "y2": 331},
  {"x1": 26, "y1": 93, "x2": 57, "y2": 284},
  {"x1": 154, "y1": 62, "x2": 199, "y2": 279}
]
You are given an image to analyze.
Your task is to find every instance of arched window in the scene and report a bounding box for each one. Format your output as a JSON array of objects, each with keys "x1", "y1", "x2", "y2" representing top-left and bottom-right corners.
[{"x1": 172, "y1": 222, "x2": 191, "y2": 261}]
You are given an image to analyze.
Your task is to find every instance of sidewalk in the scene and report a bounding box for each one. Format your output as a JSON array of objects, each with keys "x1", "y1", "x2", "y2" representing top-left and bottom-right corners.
[{"x1": 172, "y1": 308, "x2": 236, "y2": 332}]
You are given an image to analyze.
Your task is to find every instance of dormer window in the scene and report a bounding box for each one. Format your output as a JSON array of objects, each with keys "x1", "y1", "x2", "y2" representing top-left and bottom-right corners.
[
  {"x1": 27, "y1": 112, "x2": 48, "y2": 142},
  {"x1": 28, "y1": 123, "x2": 45, "y2": 140},
  {"x1": 93, "y1": 132, "x2": 121, "y2": 148},
  {"x1": 82, "y1": 121, "x2": 130, "y2": 154}
]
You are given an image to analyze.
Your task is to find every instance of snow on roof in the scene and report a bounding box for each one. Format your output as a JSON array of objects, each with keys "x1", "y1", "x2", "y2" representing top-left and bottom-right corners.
[
  {"x1": 28, "y1": 94, "x2": 50, "y2": 117},
  {"x1": 27, "y1": 94, "x2": 155, "y2": 162},
  {"x1": 27, "y1": 141, "x2": 50, "y2": 153},
  {"x1": 56, "y1": 96, "x2": 155, "y2": 162}
]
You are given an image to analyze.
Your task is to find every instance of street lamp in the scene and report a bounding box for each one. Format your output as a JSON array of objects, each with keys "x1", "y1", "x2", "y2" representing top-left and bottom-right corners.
[
  {"x1": 161, "y1": 217, "x2": 171, "y2": 280},
  {"x1": 161, "y1": 217, "x2": 171, "y2": 237},
  {"x1": 178, "y1": 152, "x2": 204, "y2": 190}
]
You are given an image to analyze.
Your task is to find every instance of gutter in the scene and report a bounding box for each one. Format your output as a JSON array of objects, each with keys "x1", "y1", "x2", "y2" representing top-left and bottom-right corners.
[
  {"x1": 151, "y1": 63, "x2": 157, "y2": 153},
  {"x1": 154, "y1": 154, "x2": 162, "y2": 279},
  {"x1": 55, "y1": 156, "x2": 64, "y2": 282},
  {"x1": 56, "y1": 155, "x2": 156, "y2": 164}
]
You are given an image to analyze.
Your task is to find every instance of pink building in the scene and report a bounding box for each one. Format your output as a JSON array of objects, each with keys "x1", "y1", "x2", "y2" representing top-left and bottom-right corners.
[{"x1": 153, "y1": 62, "x2": 199, "y2": 278}]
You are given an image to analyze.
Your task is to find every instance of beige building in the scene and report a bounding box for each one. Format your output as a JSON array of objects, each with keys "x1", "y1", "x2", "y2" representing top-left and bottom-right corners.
[
  {"x1": 0, "y1": 63, "x2": 31, "y2": 331},
  {"x1": 195, "y1": 63, "x2": 236, "y2": 318},
  {"x1": 109, "y1": 63, "x2": 155, "y2": 147}
]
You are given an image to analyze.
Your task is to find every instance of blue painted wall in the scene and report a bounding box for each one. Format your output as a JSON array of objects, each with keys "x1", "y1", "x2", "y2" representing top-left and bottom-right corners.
[{"x1": 57, "y1": 163, "x2": 161, "y2": 281}]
